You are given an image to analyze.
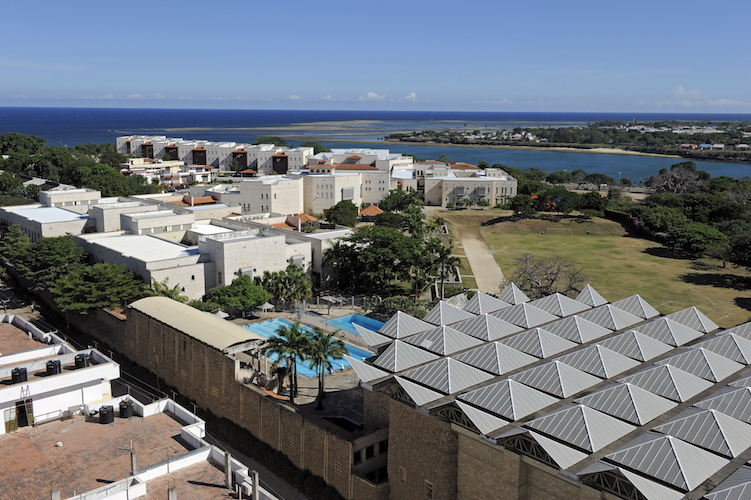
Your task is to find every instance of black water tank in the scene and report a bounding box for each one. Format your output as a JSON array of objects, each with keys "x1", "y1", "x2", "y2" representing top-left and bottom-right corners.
[
  {"x1": 74, "y1": 354, "x2": 89, "y2": 369},
  {"x1": 119, "y1": 399, "x2": 134, "y2": 418},
  {"x1": 11, "y1": 367, "x2": 27, "y2": 383},
  {"x1": 46, "y1": 359, "x2": 62, "y2": 375},
  {"x1": 99, "y1": 405, "x2": 114, "y2": 424}
]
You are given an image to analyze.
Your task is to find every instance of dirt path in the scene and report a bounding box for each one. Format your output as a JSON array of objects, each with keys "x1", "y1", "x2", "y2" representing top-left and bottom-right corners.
[{"x1": 453, "y1": 224, "x2": 505, "y2": 294}]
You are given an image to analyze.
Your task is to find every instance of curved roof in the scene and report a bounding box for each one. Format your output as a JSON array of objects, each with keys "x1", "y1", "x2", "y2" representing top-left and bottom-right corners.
[{"x1": 129, "y1": 297, "x2": 263, "y2": 351}]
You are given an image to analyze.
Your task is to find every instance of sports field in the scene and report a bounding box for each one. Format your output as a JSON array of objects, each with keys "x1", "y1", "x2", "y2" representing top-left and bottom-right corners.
[{"x1": 441, "y1": 209, "x2": 751, "y2": 329}]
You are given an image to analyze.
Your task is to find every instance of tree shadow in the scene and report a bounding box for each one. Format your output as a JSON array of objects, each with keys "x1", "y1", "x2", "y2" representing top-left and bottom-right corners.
[
  {"x1": 643, "y1": 247, "x2": 693, "y2": 260},
  {"x1": 735, "y1": 297, "x2": 751, "y2": 312},
  {"x1": 679, "y1": 272, "x2": 751, "y2": 291},
  {"x1": 690, "y1": 261, "x2": 724, "y2": 272}
]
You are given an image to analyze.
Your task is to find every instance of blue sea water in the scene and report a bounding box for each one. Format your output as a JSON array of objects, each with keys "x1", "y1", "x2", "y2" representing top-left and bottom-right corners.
[{"x1": 1, "y1": 107, "x2": 750, "y2": 182}]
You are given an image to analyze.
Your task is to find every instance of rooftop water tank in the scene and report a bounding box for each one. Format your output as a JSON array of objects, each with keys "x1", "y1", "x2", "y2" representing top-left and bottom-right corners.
[
  {"x1": 119, "y1": 399, "x2": 134, "y2": 419},
  {"x1": 74, "y1": 354, "x2": 89, "y2": 369},
  {"x1": 11, "y1": 367, "x2": 27, "y2": 383},
  {"x1": 99, "y1": 405, "x2": 114, "y2": 424},
  {"x1": 46, "y1": 359, "x2": 62, "y2": 375}
]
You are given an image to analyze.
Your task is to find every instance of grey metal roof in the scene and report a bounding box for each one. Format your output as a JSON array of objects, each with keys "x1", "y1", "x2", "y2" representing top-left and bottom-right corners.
[
  {"x1": 372, "y1": 340, "x2": 440, "y2": 372},
  {"x1": 656, "y1": 348, "x2": 744, "y2": 382},
  {"x1": 605, "y1": 431, "x2": 729, "y2": 491},
  {"x1": 401, "y1": 358, "x2": 494, "y2": 394},
  {"x1": 610, "y1": 294, "x2": 661, "y2": 319},
  {"x1": 531, "y1": 293, "x2": 591, "y2": 317},
  {"x1": 377, "y1": 311, "x2": 434, "y2": 339},
  {"x1": 452, "y1": 342, "x2": 538, "y2": 375},
  {"x1": 543, "y1": 315, "x2": 612, "y2": 343},
  {"x1": 597, "y1": 330, "x2": 674, "y2": 362},
  {"x1": 423, "y1": 301, "x2": 477, "y2": 326},
  {"x1": 576, "y1": 382, "x2": 678, "y2": 425},
  {"x1": 520, "y1": 430, "x2": 588, "y2": 469},
  {"x1": 578, "y1": 305, "x2": 644, "y2": 331},
  {"x1": 724, "y1": 321, "x2": 751, "y2": 339},
  {"x1": 354, "y1": 324, "x2": 391, "y2": 348},
  {"x1": 664, "y1": 306, "x2": 719, "y2": 333},
  {"x1": 502, "y1": 328, "x2": 579, "y2": 358},
  {"x1": 633, "y1": 317, "x2": 704, "y2": 346},
  {"x1": 345, "y1": 355, "x2": 390, "y2": 383},
  {"x1": 490, "y1": 303, "x2": 559, "y2": 328},
  {"x1": 511, "y1": 360, "x2": 602, "y2": 398},
  {"x1": 618, "y1": 365, "x2": 714, "y2": 402},
  {"x1": 695, "y1": 333, "x2": 751, "y2": 364},
  {"x1": 499, "y1": 282, "x2": 531, "y2": 305},
  {"x1": 458, "y1": 379, "x2": 559, "y2": 420},
  {"x1": 577, "y1": 463, "x2": 686, "y2": 500},
  {"x1": 695, "y1": 386, "x2": 751, "y2": 424},
  {"x1": 525, "y1": 403, "x2": 636, "y2": 452},
  {"x1": 653, "y1": 407, "x2": 751, "y2": 458},
  {"x1": 393, "y1": 376, "x2": 443, "y2": 406},
  {"x1": 463, "y1": 291, "x2": 511, "y2": 315},
  {"x1": 556, "y1": 345, "x2": 641, "y2": 379},
  {"x1": 705, "y1": 465, "x2": 751, "y2": 500},
  {"x1": 455, "y1": 400, "x2": 508, "y2": 435},
  {"x1": 451, "y1": 314, "x2": 523, "y2": 341},
  {"x1": 404, "y1": 326, "x2": 484, "y2": 355},
  {"x1": 730, "y1": 374, "x2": 751, "y2": 388},
  {"x1": 576, "y1": 284, "x2": 609, "y2": 307}
]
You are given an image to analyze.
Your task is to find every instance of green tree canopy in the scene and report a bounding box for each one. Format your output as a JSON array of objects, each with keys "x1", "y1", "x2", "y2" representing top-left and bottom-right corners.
[
  {"x1": 326, "y1": 200, "x2": 358, "y2": 227},
  {"x1": 665, "y1": 222, "x2": 729, "y2": 256},
  {"x1": 299, "y1": 142, "x2": 331, "y2": 154},
  {"x1": 378, "y1": 189, "x2": 424, "y2": 213},
  {"x1": 0, "y1": 225, "x2": 31, "y2": 264},
  {"x1": 206, "y1": 275, "x2": 271, "y2": 313},
  {"x1": 0, "y1": 133, "x2": 47, "y2": 155},
  {"x1": 16, "y1": 235, "x2": 87, "y2": 292},
  {"x1": 253, "y1": 136, "x2": 289, "y2": 147},
  {"x1": 306, "y1": 327, "x2": 347, "y2": 410},
  {"x1": 51, "y1": 263, "x2": 147, "y2": 314},
  {"x1": 150, "y1": 278, "x2": 188, "y2": 303}
]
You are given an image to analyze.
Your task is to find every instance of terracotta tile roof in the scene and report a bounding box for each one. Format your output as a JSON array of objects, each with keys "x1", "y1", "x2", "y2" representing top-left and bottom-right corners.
[
  {"x1": 192, "y1": 196, "x2": 215, "y2": 205},
  {"x1": 296, "y1": 213, "x2": 318, "y2": 222},
  {"x1": 360, "y1": 205, "x2": 384, "y2": 215},
  {"x1": 233, "y1": 149, "x2": 246, "y2": 153},
  {"x1": 451, "y1": 162, "x2": 479, "y2": 169},
  {"x1": 272, "y1": 153, "x2": 288, "y2": 157},
  {"x1": 239, "y1": 169, "x2": 257, "y2": 174},
  {"x1": 192, "y1": 147, "x2": 206, "y2": 151},
  {"x1": 347, "y1": 155, "x2": 362, "y2": 159},
  {"x1": 165, "y1": 200, "x2": 189, "y2": 206},
  {"x1": 272, "y1": 222, "x2": 296, "y2": 230},
  {"x1": 227, "y1": 213, "x2": 241, "y2": 217},
  {"x1": 141, "y1": 142, "x2": 153, "y2": 146}
]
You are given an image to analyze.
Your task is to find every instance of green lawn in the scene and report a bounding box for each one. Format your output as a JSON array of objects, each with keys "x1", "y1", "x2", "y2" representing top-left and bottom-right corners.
[{"x1": 443, "y1": 211, "x2": 751, "y2": 329}]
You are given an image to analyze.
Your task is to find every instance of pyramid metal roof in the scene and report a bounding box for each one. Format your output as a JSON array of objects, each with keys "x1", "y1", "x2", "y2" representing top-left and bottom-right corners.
[
  {"x1": 705, "y1": 465, "x2": 751, "y2": 500},
  {"x1": 452, "y1": 342, "x2": 538, "y2": 375},
  {"x1": 377, "y1": 311, "x2": 433, "y2": 339},
  {"x1": 578, "y1": 305, "x2": 644, "y2": 331},
  {"x1": 724, "y1": 321, "x2": 751, "y2": 339},
  {"x1": 345, "y1": 355, "x2": 390, "y2": 383},
  {"x1": 525, "y1": 403, "x2": 636, "y2": 452},
  {"x1": 404, "y1": 325, "x2": 484, "y2": 355},
  {"x1": 531, "y1": 293, "x2": 592, "y2": 317},
  {"x1": 499, "y1": 282, "x2": 530, "y2": 305},
  {"x1": 576, "y1": 284, "x2": 608, "y2": 307},
  {"x1": 618, "y1": 365, "x2": 714, "y2": 402},
  {"x1": 556, "y1": 345, "x2": 641, "y2": 379},
  {"x1": 730, "y1": 374, "x2": 751, "y2": 388},
  {"x1": 393, "y1": 376, "x2": 443, "y2": 406},
  {"x1": 665, "y1": 306, "x2": 719, "y2": 333},
  {"x1": 463, "y1": 291, "x2": 511, "y2": 315},
  {"x1": 576, "y1": 382, "x2": 678, "y2": 425},
  {"x1": 597, "y1": 330, "x2": 674, "y2": 362},
  {"x1": 423, "y1": 301, "x2": 477, "y2": 326},
  {"x1": 401, "y1": 357, "x2": 494, "y2": 394},
  {"x1": 610, "y1": 294, "x2": 661, "y2": 319},
  {"x1": 695, "y1": 333, "x2": 751, "y2": 364},
  {"x1": 653, "y1": 407, "x2": 751, "y2": 458},
  {"x1": 577, "y1": 463, "x2": 688, "y2": 500},
  {"x1": 656, "y1": 348, "x2": 744, "y2": 382},
  {"x1": 455, "y1": 400, "x2": 508, "y2": 435},
  {"x1": 511, "y1": 360, "x2": 602, "y2": 398},
  {"x1": 502, "y1": 429, "x2": 588, "y2": 469},
  {"x1": 543, "y1": 315, "x2": 613, "y2": 343},
  {"x1": 372, "y1": 340, "x2": 440, "y2": 372},
  {"x1": 490, "y1": 302, "x2": 559, "y2": 328},
  {"x1": 605, "y1": 432, "x2": 729, "y2": 491},
  {"x1": 458, "y1": 379, "x2": 558, "y2": 421},
  {"x1": 451, "y1": 313, "x2": 523, "y2": 341},
  {"x1": 633, "y1": 317, "x2": 704, "y2": 346},
  {"x1": 695, "y1": 386, "x2": 751, "y2": 424},
  {"x1": 502, "y1": 328, "x2": 578, "y2": 358},
  {"x1": 354, "y1": 324, "x2": 391, "y2": 348}
]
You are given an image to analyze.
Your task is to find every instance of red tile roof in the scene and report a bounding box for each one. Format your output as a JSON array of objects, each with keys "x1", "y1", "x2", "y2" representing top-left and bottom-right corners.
[
  {"x1": 451, "y1": 162, "x2": 479, "y2": 170},
  {"x1": 192, "y1": 147, "x2": 206, "y2": 151},
  {"x1": 272, "y1": 222, "x2": 296, "y2": 230},
  {"x1": 296, "y1": 213, "x2": 318, "y2": 222},
  {"x1": 360, "y1": 205, "x2": 384, "y2": 215}
]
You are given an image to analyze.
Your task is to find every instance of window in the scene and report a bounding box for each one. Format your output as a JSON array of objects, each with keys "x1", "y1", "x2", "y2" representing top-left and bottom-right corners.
[
  {"x1": 400, "y1": 467, "x2": 406, "y2": 484},
  {"x1": 353, "y1": 450, "x2": 362, "y2": 465},
  {"x1": 425, "y1": 481, "x2": 433, "y2": 499},
  {"x1": 365, "y1": 445, "x2": 375, "y2": 459},
  {"x1": 379, "y1": 440, "x2": 388, "y2": 453}
]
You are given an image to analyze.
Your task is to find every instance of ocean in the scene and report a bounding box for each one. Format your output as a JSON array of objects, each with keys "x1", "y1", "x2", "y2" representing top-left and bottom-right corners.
[{"x1": 1, "y1": 107, "x2": 750, "y2": 183}]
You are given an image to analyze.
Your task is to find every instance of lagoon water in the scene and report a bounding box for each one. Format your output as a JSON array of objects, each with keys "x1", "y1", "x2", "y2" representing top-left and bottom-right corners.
[{"x1": 1, "y1": 107, "x2": 749, "y2": 182}]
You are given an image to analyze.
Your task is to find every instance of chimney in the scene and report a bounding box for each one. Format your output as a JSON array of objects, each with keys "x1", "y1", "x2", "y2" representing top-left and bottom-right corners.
[
  {"x1": 168, "y1": 486, "x2": 177, "y2": 500},
  {"x1": 50, "y1": 489, "x2": 61, "y2": 500},
  {"x1": 225, "y1": 451, "x2": 232, "y2": 489}
]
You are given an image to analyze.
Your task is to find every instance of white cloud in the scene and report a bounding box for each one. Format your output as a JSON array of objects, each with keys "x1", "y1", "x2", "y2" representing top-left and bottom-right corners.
[
  {"x1": 13, "y1": 94, "x2": 28, "y2": 99},
  {"x1": 177, "y1": 96, "x2": 193, "y2": 100},
  {"x1": 321, "y1": 94, "x2": 336, "y2": 101},
  {"x1": 288, "y1": 95, "x2": 304, "y2": 100},
  {"x1": 491, "y1": 98, "x2": 514, "y2": 105},
  {"x1": 82, "y1": 93, "x2": 115, "y2": 100},
  {"x1": 403, "y1": 92, "x2": 418, "y2": 102},
  {"x1": 127, "y1": 94, "x2": 142, "y2": 99},
  {"x1": 359, "y1": 92, "x2": 386, "y2": 101},
  {"x1": 236, "y1": 96, "x2": 254, "y2": 101},
  {"x1": 154, "y1": 93, "x2": 166, "y2": 99},
  {"x1": 673, "y1": 85, "x2": 705, "y2": 99}
]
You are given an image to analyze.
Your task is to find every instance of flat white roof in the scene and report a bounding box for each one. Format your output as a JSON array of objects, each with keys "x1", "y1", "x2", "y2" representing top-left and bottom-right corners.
[
  {"x1": 12, "y1": 207, "x2": 88, "y2": 224},
  {"x1": 189, "y1": 225, "x2": 234, "y2": 235},
  {"x1": 89, "y1": 234, "x2": 199, "y2": 262},
  {"x1": 186, "y1": 204, "x2": 230, "y2": 211},
  {"x1": 305, "y1": 229, "x2": 354, "y2": 240},
  {"x1": 129, "y1": 210, "x2": 184, "y2": 219}
]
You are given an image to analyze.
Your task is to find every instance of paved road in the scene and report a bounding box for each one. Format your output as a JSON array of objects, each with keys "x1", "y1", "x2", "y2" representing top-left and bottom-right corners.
[{"x1": 453, "y1": 225, "x2": 505, "y2": 295}]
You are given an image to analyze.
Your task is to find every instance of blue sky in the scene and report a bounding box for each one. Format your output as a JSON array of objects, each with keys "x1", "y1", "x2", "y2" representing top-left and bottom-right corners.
[{"x1": 2, "y1": 0, "x2": 749, "y2": 112}]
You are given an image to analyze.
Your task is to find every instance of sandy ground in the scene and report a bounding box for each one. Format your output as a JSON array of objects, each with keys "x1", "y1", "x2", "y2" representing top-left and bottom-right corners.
[{"x1": 452, "y1": 224, "x2": 505, "y2": 294}]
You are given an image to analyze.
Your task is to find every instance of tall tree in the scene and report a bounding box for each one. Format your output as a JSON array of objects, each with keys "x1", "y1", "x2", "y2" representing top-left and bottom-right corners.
[
  {"x1": 206, "y1": 275, "x2": 270, "y2": 315},
  {"x1": 16, "y1": 235, "x2": 87, "y2": 292},
  {"x1": 263, "y1": 322, "x2": 308, "y2": 403},
  {"x1": 150, "y1": 278, "x2": 188, "y2": 303},
  {"x1": 51, "y1": 263, "x2": 147, "y2": 314},
  {"x1": 510, "y1": 253, "x2": 588, "y2": 299},
  {"x1": 0, "y1": 225, "x2": 31, "y2": 264},
  {"x1": 306, "y1": 327, "x2": 347, "y2": 410},
  {"x1": 326, "y1": 200, "x2": 359, "y2": 227}
]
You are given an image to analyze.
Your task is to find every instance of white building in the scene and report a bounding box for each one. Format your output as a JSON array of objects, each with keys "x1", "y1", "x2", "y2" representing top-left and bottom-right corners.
[{"x1": 203, "y1": 176, "x2": 304, "y2": 215}]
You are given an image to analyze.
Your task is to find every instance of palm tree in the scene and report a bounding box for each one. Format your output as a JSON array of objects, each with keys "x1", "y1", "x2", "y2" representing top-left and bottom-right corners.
[
  {"x1": 262, "y1": 321, "x2": 308, "y2": 404},
  {"x1": 429, "y1": 239, "x2": 462, "y2": 299},
  {"x1": 307, "y1": 327, "x2": 347, "y2": 410}
]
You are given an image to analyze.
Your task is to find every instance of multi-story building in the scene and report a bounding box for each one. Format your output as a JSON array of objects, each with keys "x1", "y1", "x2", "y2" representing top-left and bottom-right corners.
[{"x1": 202, "y1": 176, "x2": 304, "y2": 215}]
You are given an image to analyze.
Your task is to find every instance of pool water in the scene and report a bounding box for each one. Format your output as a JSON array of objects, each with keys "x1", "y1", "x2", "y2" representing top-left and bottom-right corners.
[
  {"x1": 243, "y1": 319, "x2": 372, "y2": 378},
  {"x1": 324, "y1": 314, "x2": 385, "y2": 336}
]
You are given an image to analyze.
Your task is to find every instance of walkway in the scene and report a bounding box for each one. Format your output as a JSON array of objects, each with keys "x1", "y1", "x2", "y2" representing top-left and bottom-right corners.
[{"x1": 453, "y1": 225, "x2": 505, "y2": 295}]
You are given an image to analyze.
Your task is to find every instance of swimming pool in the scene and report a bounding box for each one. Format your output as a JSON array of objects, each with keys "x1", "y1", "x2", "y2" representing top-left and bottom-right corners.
[
  {"x1": 243, "y1": 319, "x2": 372, "y2": 378},
  {"x1": 324, "y1": 314, "x2": 385, "y2": 336}
]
